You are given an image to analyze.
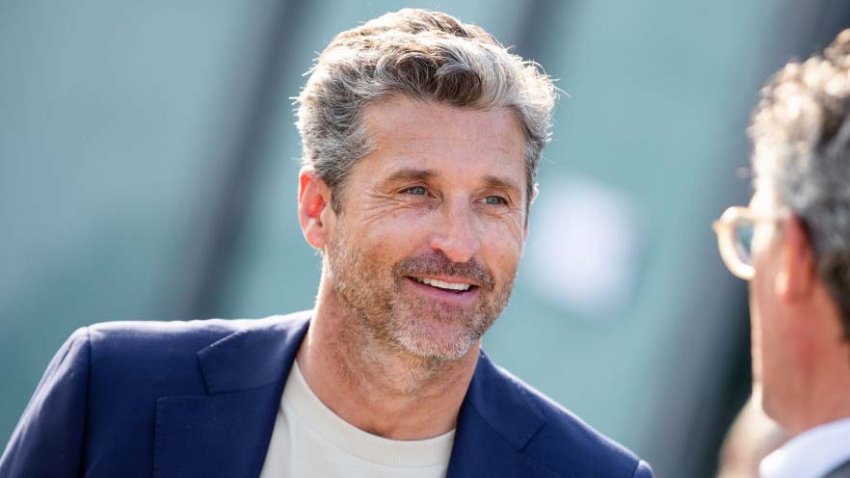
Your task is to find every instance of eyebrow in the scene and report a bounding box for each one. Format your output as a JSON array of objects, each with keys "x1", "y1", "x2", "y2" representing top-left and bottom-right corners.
[
  {"x1": 382, "y1": 168, "x2": 522, "y2": 195},
  {"x1": 383, "y1": 168, "x2": 435, "y2": 183},
  {"x1": 482, "y1": 174, "x2": 522, "y2": 194}
]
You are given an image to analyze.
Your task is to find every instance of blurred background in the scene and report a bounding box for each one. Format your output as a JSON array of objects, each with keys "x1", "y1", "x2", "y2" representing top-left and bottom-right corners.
[{"x1": 2, "y1": 0, "x2": 849, "y2": 476}]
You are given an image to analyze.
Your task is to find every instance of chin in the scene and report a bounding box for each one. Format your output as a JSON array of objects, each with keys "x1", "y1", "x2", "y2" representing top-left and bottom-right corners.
[{"x1": 396, "y1": 322, "x2": 480, "y2": 362}]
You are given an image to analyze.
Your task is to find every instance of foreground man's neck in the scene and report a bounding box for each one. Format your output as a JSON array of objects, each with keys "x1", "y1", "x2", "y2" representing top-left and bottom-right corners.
[
  {"x1": 295, "y1": 292, "x2": 479, "y2": 440},
  {"x1": 779, "y1": 307, "x2": 850, "y2": 437}
]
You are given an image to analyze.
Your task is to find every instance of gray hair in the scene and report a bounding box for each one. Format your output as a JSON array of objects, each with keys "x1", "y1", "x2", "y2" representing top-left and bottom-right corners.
[
  {"x1": 296, "y1": 9, "x2": 556, "y2": 212},
  {"x1": 750, "y1": 30, "x2": 850, "y2": 336}
]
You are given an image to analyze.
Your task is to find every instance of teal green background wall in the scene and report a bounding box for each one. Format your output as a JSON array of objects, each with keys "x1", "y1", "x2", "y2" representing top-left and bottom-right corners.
[{"x1": 2, "y1": 1, "x2": 848, "y2": 476}]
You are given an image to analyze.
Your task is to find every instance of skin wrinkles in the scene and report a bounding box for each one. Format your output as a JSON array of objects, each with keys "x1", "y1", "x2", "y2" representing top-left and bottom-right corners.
[
  {"x1": 358, "y1": 170, "x2": 525, "y2": 242},
  {"x1": 296, "y1": 95, "x2": 528, "y2": 438},
  {"x1": 324, "y1": 98, "x2": 527, "y2": 362}
]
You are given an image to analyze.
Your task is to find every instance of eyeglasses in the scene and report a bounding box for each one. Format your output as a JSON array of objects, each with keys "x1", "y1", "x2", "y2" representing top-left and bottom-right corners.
[{"x1": 712, "y1": 206, "x2": 782, "y2": 281}]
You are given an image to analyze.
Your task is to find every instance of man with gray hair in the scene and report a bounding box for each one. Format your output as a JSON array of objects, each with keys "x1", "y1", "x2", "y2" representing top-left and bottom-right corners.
[
  {"x1": 714, "y1": 30, "x2": 850, "y2": 478},
  {"x1": 1, "y1": 9, "x2": 652, "y2": 477}
]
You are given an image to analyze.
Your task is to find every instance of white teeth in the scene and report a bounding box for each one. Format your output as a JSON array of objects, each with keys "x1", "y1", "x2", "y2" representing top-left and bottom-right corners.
[{"x1": 415, "y1": 277, "x2": 471, "y2": 291}]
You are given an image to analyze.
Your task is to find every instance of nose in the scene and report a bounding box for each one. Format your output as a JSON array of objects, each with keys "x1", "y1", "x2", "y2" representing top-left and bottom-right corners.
[{"x1": 429, "y1": 199, "x2": 481, "y2": 264}]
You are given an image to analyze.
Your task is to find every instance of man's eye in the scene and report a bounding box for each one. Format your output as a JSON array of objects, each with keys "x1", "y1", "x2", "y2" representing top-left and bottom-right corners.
[
  {"x1": 403, "y1": 186, "x2": 428, "y2": 196},
  {"x1": 483, "y1": 196, "x2": 508, "y2": 206}
]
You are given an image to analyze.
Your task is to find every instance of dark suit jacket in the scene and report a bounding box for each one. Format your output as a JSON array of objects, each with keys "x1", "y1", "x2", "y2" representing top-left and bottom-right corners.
[
  {"x1": 826, "y1": 460, "x2": 850, "y2": 478},
  {"x1": 1, "y1": 311, "x2": 653, "y2": 477}
]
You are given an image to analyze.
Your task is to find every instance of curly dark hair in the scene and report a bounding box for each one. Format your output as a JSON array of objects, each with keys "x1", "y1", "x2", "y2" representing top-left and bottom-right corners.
[{"x1": 750, "y1": 30, "x2": 850, "y2": 337}]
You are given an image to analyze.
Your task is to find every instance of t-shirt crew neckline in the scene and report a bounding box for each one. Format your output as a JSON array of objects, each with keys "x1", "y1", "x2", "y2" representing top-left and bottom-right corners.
[{"x1": 284, "y1": 361, "x2": 456, "y2": 468}]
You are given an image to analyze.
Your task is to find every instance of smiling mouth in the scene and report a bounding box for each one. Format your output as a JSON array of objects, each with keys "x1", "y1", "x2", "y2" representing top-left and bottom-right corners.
[{"x1": 410, "y1": 276, "x2": 476, "y2": 293}]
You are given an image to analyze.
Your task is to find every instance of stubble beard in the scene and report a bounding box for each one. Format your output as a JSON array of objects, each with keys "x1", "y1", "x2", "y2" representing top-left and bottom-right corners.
[{"x1": 325, "y1": 223, "x2": 515, "y2": 363}]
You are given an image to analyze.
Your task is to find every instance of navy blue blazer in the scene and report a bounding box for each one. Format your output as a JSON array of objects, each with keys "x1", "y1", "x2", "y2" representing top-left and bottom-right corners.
[{"x1": 1, "y1": 311, "x2": 653, "y2": 478}]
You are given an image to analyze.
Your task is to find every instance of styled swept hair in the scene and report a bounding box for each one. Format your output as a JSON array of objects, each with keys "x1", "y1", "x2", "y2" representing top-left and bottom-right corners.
[{"x1": 296, "y1": 9, "x2": 556, "y2": 211}]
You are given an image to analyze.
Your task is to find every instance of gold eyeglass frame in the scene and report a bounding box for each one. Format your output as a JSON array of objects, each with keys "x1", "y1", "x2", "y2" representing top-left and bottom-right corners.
[{"x1": 712, "y1": 206, "x2": 783, "y2": 281}]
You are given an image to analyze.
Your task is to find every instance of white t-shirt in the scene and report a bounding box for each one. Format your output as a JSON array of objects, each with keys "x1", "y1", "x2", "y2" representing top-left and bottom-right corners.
[
  {"x1": 259, "y1": 362, "x2": 455, "y2": 478},
  {"x1": 760, "y1": 418, "x2": 850, "y2": 478}
]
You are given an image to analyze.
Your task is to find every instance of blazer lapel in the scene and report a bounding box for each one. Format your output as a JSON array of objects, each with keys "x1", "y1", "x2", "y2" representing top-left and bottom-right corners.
[
  {"x1": 446, "y1": 351, "x2": 559, "y2": 478},
  {"x1": 152, "y1": 313, "x2": 310, "y2": 478}
]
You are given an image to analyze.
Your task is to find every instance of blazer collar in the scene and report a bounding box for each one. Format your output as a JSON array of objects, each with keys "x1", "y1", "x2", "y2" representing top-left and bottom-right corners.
[
  {"x1": 159, "y1": 313, "x2": 549, "y2": 477},
  {"x1": 447, "y1": 351, "x2": 553, "y2": 477},
  {"x1": 196, "y1": 311, "x2": 311, "y2": 394},
  {"x1": 153, "y1": 312, "x2": 310, "y2": 478},
  {"x1": 465, "y1": 351, "x2": 546, "y2": 448}
]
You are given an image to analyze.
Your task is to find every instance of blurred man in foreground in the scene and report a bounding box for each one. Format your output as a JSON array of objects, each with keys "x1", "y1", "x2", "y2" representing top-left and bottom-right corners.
[
  {"x1": 1, "y1": 9, "x2": 652, "y2": 478},
  {"x1": 714, "y1": 30, "x2": 850, "y2": 478}
]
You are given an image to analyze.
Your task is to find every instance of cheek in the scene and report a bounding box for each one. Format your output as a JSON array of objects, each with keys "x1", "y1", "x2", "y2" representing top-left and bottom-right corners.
[
  {"x1": 358, "y1": 218, "x2": 429, "y2": 260},
  {"x1": 750, "y1": 275, "x2": 775, "y2": 349},
  {"x1": 751, "y1": 276, "x2": 769, "y2": 318},
  {"x1": 749, "y1": 275, "x2": 790, "y2": 380},
  {"x1": 748, "y1": 286, "x2": 764, "y2": 368},
  {"x1": 482, "y1": 224, "x2": 525, "y2": 272}
]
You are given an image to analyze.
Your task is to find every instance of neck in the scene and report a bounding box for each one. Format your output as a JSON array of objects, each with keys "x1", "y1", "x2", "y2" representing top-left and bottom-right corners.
[
  {"x1": 782, "y1": 298, "x2": 850, "y2": 436},
  {"x1": 784, "y1": 347, "x2": 850, "y2": 435},
  {"x1": 296, "y1": 278, "x2": 479, "y2": 440}
]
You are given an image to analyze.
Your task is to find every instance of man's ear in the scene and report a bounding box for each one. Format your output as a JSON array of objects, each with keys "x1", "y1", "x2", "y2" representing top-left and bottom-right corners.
[
  {"x1": 298, "y1": 167, "x2": 334, "y2": 250},
  {"x1": 776, "y1": 214, "x2": 817, "y2": 302}
]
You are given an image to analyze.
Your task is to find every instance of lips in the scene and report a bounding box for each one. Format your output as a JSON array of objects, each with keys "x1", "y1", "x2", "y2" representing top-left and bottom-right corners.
[{"x1": 393, "y1": 254, "x2": 493, "y2": 292}]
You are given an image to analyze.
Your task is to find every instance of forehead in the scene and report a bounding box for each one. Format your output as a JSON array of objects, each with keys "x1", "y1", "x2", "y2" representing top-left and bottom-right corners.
[{"x1": 358, "y1": 96, "x2": 527, "y2": 182}]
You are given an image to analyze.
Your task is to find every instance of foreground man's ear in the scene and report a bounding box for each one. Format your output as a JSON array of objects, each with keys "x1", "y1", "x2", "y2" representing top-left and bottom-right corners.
[{"x1": 298, "y1": 167, "x2": 334, "y2": 250}]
